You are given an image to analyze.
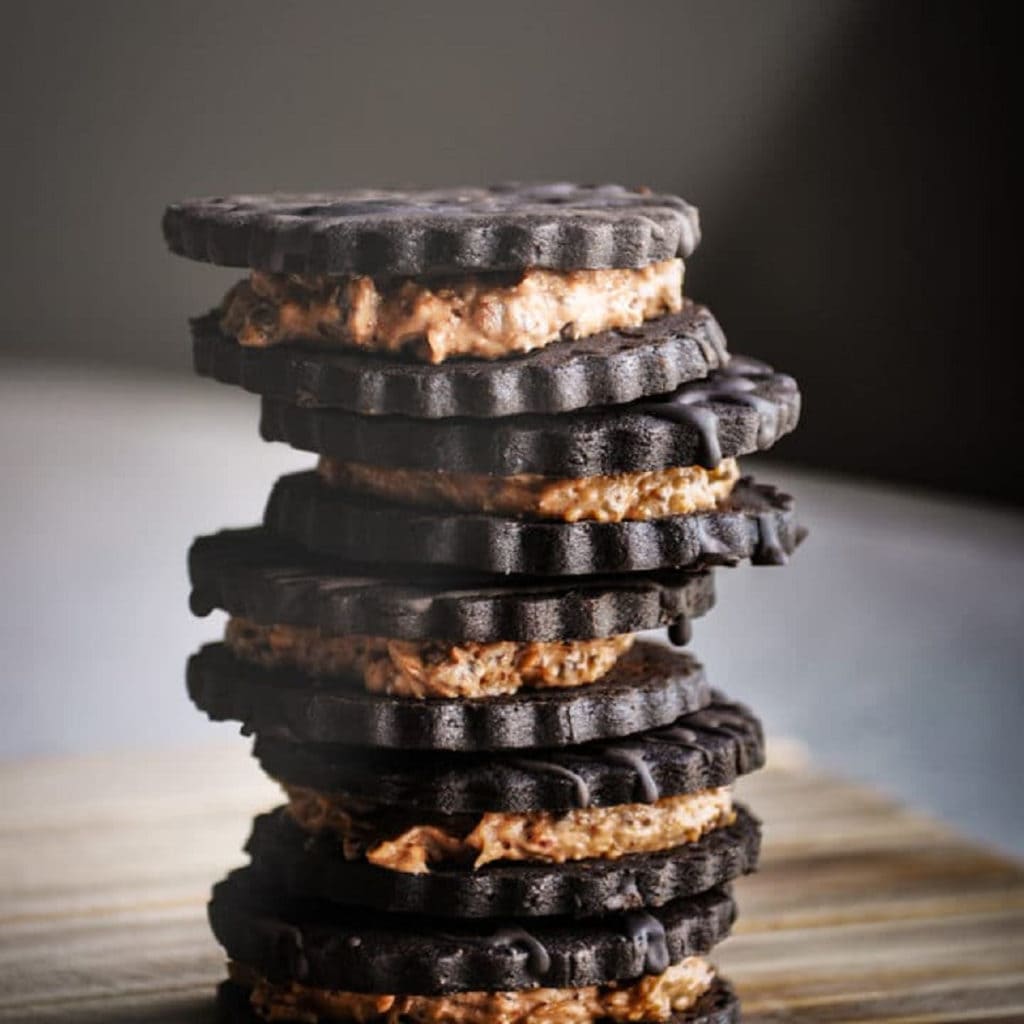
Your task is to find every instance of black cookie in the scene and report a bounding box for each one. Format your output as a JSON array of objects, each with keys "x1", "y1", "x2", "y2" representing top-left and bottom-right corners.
[
  {"x1": 189, "y1": 527, "x2": 715, "y2": 642},
  {"x1": 254, "y1": 696, "x2": 765, "y2": 813},
  {"x1": 264, "y1": 474, "x2": 800, "y2": 576},
  {"x1": 187, "y1": 641, "x2": 711, "y2": 751},
  {"x1": 259, "y1": 356, "x2": 800, "y2": 474},
  {"x1": 209, "y1": 866, "x2": 735, "y2": 993},
  {"x1": 216, "y1": 976, "x2": 740, "y2": 1024},
  {"x1": 193, "y1": 300, "x2": 728, "y2": 418},
  {"x1": 244, "y1": 803, "x2": 760, "y2": 919},
  {"x1": 163, "y1": 183, "x2": 700, "y2": 277}
]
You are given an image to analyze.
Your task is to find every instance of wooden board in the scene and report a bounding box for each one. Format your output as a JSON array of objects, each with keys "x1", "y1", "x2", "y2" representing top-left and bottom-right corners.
[{"x1": 1, "y1": 741, "x2": 1021, "y2": 1023}]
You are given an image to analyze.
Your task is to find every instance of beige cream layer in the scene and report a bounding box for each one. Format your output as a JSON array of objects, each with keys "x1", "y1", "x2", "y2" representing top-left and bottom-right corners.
[
  {"x1": 317, "y1": 457, "x2": 740, "y2": 523},
  {"x1": 231, "y1": 956, "x2": 714, "y2": 1024},
  {"x1": 285, "y1": 786, "x2": 735, "y2": 875},
  {"x1": 220, "y1": 259, "x2": 683, "y2": 363},
  {"x1": 226, "y1": 621, "x2": 634, "y2": 699}
]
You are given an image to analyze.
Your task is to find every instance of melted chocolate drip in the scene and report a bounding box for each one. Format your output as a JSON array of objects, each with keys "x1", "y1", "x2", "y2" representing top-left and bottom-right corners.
[
  {"x1": 513, "y1": 758, "x2": 591, "y2": 808},
  {"x1": 693, "y1": 516, "x2": 737, "y2": 562},
  {"x1": 690, "y1": 708, "x2": 759, "y2": 773},
  {"x1": 451, "y1": 926, "x2": 551, "y2": 979},
  {"x1": 644, "y1": 723, "x2": 713, "y2": 764},
  {"x1": 629, "y1": 356, "x2": 786, "y2": 468},
  {"x1": 668, "y1": 617, "x2": 691, "y2": 646},
  {"x1": 754, "y1": 511, "x2": 788, "y2": 565},
  {"x1": 598, "y1": 743, "x2": 659, "y2": 803},
  {"x1": 623, "y1": 910, "x2": 671, "y2": 975}
]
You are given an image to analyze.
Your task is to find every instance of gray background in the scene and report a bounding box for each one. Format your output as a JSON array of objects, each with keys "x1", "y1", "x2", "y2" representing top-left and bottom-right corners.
[{"x1": 1, "y1": 2, "x2": 1021, "y2": 856}]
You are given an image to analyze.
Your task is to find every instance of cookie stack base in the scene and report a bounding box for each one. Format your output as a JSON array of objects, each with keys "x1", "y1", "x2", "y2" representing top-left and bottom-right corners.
[{"x1": 216, "y1": 977, "x2": 742, "y2": 1024}]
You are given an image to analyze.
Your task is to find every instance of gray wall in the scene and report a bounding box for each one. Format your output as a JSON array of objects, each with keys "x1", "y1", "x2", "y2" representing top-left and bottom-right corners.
[{"x1": 3, "y1": 2, "x2": 1017, "y2": 500}]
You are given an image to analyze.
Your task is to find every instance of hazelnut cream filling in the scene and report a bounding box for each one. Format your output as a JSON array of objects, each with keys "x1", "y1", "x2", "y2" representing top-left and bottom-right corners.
[
  {"x1": 285, "y1": 786, "x2": 735, "y2": 874},
  {"x1": 225, "y1": 622, "x2": 634, "y2": 699},
  {"x1": 219, "y1": 259, "x2": 683, "y2": 363},
  {"x1": 317, "y1": 457, "x2": 740, "y2": 523},
  {"x1": 230, "y1": 956, "x2": 715, "y2": 1024}
]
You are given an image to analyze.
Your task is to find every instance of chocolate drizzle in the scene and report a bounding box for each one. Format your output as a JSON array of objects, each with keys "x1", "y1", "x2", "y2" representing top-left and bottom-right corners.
[
  {"x1": 691, "y1": 708, "x2": 761, "y2": 774},
  {"x1": 623, "y1": 911, "x2": 671, "y2": 975},
  {"x1": 513, "y1": 758, "x2": 592, "y2": 808},
  {"x1": 445, "y1": 925, "x2": 552, "y2": 979},
  {"x1": 754, "y1": 511, "x2": 788, "y2": 565},
  {"x1": 693, "y1": 516, "x2": 737, "y2": 562},
  {"x1": 645, "y1": 723, "x2": 713, "y2": 764},
  {"x1": 630, "y1": 356, "x2": 793, "y2": 468},
  {"x1": 668, "y1": 617, "x2": 691, "y2": 646},
  {"x1": 598, "y1": 743, "x2": 659, "y2": 803}
]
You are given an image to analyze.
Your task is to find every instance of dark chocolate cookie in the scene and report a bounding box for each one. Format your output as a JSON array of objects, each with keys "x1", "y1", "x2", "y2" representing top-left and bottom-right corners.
[
  {"x1": 244, "y1": 804, "x2": 760, "y2": 919},
  {"x1": 193, "y1": 300, "x2": 728, "y2": 418},
  {"x1": 163, "y1": 184, "x2": 700, "y2": 276},
  {"x1": 264, "y1": 474, "x2": 800, "y2": 576},
  {"x1": 189, "y1": 527, "x2": 715, "y2": 642},
  {"x1": 187, "y1": 641, "x2": 711, "y2": 751},
  {"x1": 259, "y1": 356, "x2": 800, "y2": 474},
  {"x1": 216, "y1": 976, "x2": 740, "y2": 1024},
  {"x1": 253, "y1": 696, "x2": 765, "y2": 813},
  {"x1": 209, "y1": 866, "x2": 735, "y2": 993}
]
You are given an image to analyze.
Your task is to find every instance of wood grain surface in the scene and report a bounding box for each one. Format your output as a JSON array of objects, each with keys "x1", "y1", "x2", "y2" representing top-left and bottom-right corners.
[{"x1": 1, "y1": 741, "x2": 1021, "y2": 1023}]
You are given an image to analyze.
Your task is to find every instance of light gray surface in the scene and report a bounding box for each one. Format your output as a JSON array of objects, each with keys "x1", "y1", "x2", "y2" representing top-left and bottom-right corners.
[{"x1": 2, "y1": 361, "x2": 1022, "y2": 856}]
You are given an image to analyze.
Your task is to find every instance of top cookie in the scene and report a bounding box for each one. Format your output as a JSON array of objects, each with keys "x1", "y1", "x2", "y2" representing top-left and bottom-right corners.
[{"x1": 162, "y1": 183, "x2": 700, "y2": 277}]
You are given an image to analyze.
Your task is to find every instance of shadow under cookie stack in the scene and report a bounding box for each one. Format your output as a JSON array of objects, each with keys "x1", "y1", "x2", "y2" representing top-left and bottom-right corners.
[{"x1": 163, "y1": 184, "x2": 802, "y2": 1024}]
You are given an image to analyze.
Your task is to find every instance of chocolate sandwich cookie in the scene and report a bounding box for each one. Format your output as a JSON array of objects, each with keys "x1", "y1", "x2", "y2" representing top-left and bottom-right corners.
[
  {"x1": 242, "y1": 698, "x2": 764, "y2": 918},
  {"x1": 259, "y1": 357, "x2": 800, "y2": 475},
  {"x1": 187, "y1": 641, "x2": 712, "y2": 750},
  {"x1": 209, "y1": 865, "x2": 735, "y2": 992},
  {"x1": 264, "y1": 474, "x2": 800, "y2": 576},
  {"x1": 253, "y1": 696, "x2": 765, "y2": 814},
  {"x1": 189, "y1": 527, "x2": 716, "y2": 642},
  {"x1": 163, "y1": 184, "x2": 701, "y2": 277},
  {"x1": 244, "y1": 803, "x2": 759, "y2": 920},
  {"x1": 191, "y1": 300, "x2": 728, "y2": 418}
]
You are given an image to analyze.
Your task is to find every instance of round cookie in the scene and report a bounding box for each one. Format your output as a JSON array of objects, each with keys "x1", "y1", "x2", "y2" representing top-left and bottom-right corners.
[
  {"x1": 253, "y1": 696, "x2": 765, "y2": 814},
  {"x1": 162, "y1": 183, "x2": 701, "y2": 276},
  {"x1": 187, "y1": 641, "x2": 712, "y2": 751},
  {"x1": 209, "y1": 866, "x2": 735, "y2": 993},
  {"x1": 192, "y1": 300, "x2": 728, "y2": 418},
  {"x1": 264, "y1": 475, "x2": 801, "y2": 577},
  {"x1": 245, "y1": 805, "x2": 760, "y2": 919},
  {"x1": 258, "y1": 357, "x2": 800, "y2": 475},
  {"x1": 188, "y1": 527, "x2": 716, "y2": 642},
  {"x1": 216, "y1": 977, "x2": 741, "y2": 1024}
]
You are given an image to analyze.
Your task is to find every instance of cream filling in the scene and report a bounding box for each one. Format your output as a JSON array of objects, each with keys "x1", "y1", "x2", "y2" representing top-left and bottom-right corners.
[
  {"x1": 285, "y1": 786, "x2": 735, "y2": 875},
  {"x1": 317, "y1": 457, "x2": 741, "y2": 523},
  {"x1": 225, "y1": 622, "x2": 635, "y2": 699},
  {"x1": 230, "y1": 957, "x2": 715, "y2": 1024},
  {"x1": 219, "y1": 259, "x2": 683, "y2": 363}
]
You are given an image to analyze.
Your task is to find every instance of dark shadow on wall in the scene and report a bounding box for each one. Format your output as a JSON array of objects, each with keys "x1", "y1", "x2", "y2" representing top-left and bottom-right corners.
[{"x1": 689, "y1": 3, "x2": 1019, "y2": 503}]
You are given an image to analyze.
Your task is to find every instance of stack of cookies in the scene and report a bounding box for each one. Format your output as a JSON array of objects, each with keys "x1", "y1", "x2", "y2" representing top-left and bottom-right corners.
[{"x1": 163, "y1": 184, "x2": 802, "y2": 1024}]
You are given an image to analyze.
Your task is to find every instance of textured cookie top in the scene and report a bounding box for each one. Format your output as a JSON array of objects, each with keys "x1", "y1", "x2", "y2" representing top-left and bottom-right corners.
[{"x1": 163, "y1": 184, "x2": 701, "y2": 276}]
